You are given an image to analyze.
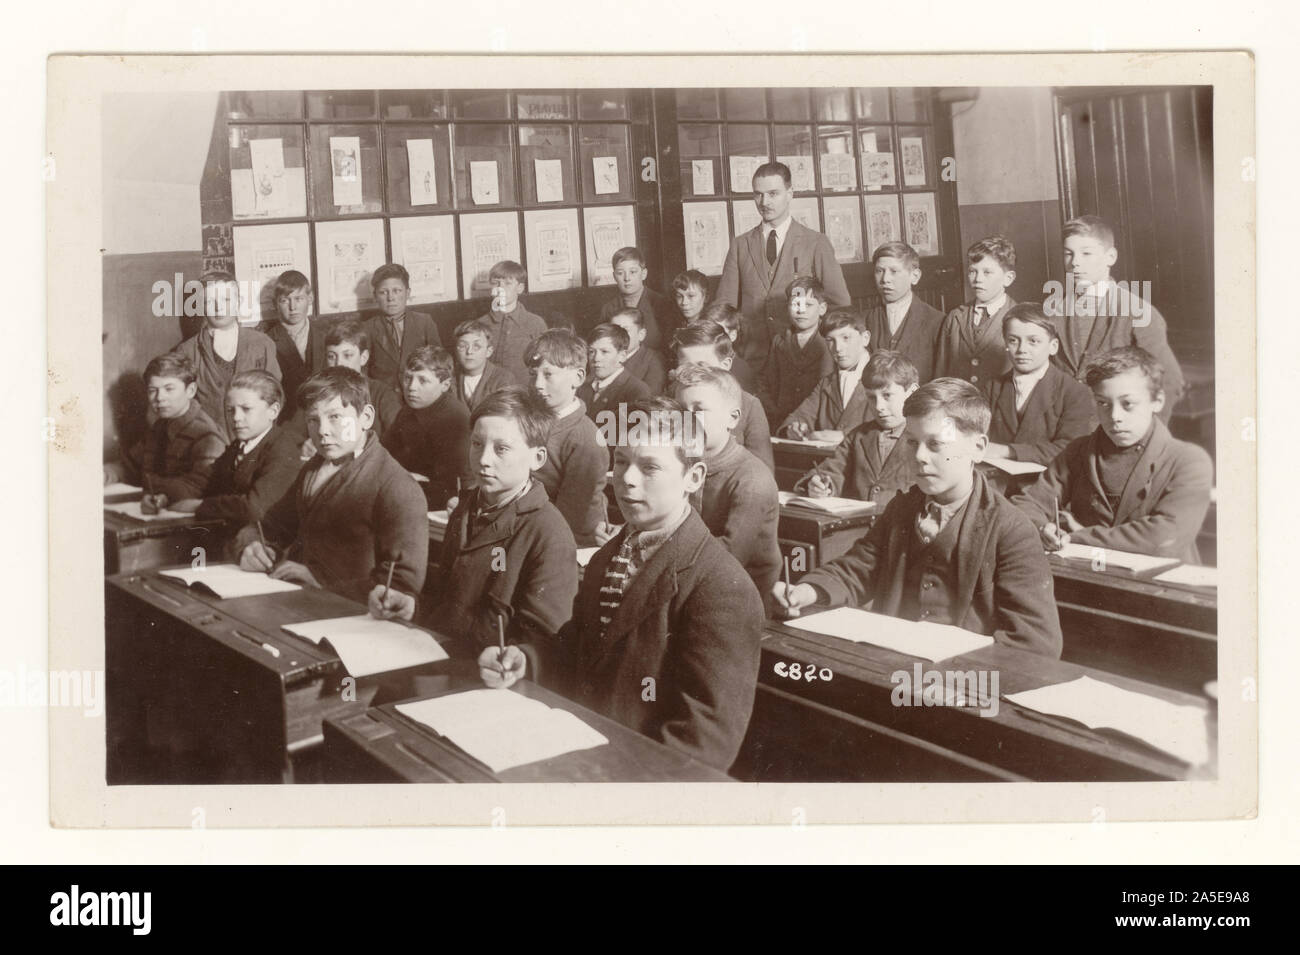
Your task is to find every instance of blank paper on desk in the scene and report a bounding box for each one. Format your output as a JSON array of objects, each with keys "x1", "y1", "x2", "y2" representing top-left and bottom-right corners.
[
  {"x1": 396, "y1": 689, "x2": 608, "y2": 773},
  {"x1": 282, "y1": 615, "x2": 448, "y2": 677},
  {"x1": 983, "y1": 457, "x2": 1046, "y2": 476},
  {"x1": 1004, "y1": 676, "x2": 1210, "y2": 766},
  {"x1": 104, "y1": 500, "x2": 193, "y2": 522},
  {"x1": 159, "y1": 564, "x2": 303, "y2": 598},
  {"x1": 1054, "y1": 543, "x2": 1180, "y2": 575},
  {"x1": 785, "y1": 607, "x2": 994, "y2": 662}
]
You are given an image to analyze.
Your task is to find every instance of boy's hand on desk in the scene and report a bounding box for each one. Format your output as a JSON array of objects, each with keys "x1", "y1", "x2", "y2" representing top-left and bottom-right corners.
[
  {"x1": 594, "y1": 521, "x2": 622, "y2": 546},
  {"x1": 807, "y1": 473, "x2": 834, "y2": 498},
  {"x1": 444, "y1": 496, "x2": 460, "y2": 513},
  {"x1": 478, "y1": 645, "x2": 526, "y2": 689},
  {"x1": 772, "y1": 581, "x2": 818, "y2": 617},
  {"x1": 239, "y1": 541, "x2": 277, "y2": 573},
  {"x1": 1039, "y1": 523, "x2": 1071, "y2": 552},
  {"x1": 168, "y1": 498, "x2": 201, "y2": 513},
  {"x1": 140, "y1": 493, "x2": 168, "y2": 515},
  {"x1": 368, "y1": 585, "x2": 416, "y2": 621},
  {"x1": 785, "y1": 421, "x2": 810, "y2": 440},
  {"x1": 270, "y1": 560, "x2": 321, "y2": 588}
]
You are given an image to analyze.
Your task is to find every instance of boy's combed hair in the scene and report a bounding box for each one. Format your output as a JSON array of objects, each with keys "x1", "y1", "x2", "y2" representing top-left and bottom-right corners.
[
  {"x1": 524, "y1": 327, "x2": 587, "y2": 370},
  {"x1": 872, "y1": 240, "x2": 920, "y2": 270},
  {"x1": 671, "y1": 269, "x2": 708, "y2": 294},
  {"x1": 623, "y1": 395, "x2": 705, "y2": 466},
  {"x1": 610, "y1": 306, "x2": 644, "y2": 329},
  {"x1": 324, "y1": 318, "x2": 371, "y2": 352},
  {"x1": 672, "y1": 361, "x2": 742, "y2": 407},
  {"x1": 145, "y1": 352, "x2": 198, "y2": 387},
  {"x1": 1002, "y1": 302, "x2": 1059, "y2": 341},
  {"x1": 673, "y1": 320, "x2": 734, "y2": 362},
  {"x1": 903, "y1": 377, "x2": 991, "y2": 436},
  {"x1": 588, "y1": 322, "x2": 631, "y2": 353},
  {"x1": 298, "y1": 366, "x2": 372, "y2": 415},
  {"x1": 787, "y1": 274, "x2": 827, "y2": 304},
  {"x1": 1063, "y1": 214, "x2": 1117, "y2": 250},
  {"x1": 405, "y1": 345, "x2": 455, "y2": 382},
  {"x1": 699, "y1": 301, "x2": 741, "y2": 335},
  {"x1": 273, "y1": 269, "x2": 311, "y2": 299},
  {"x1": 822, "y1": 307, "x2": 866, "y2": 334},
  {"x1": 488, "y1": 259, "x2": 527, "y2": 284},
  {"x1": 753, "y1": 160, "x2": 791, "y2": 189},
  {"x1": 610, "y1": 247, "x2": 646, "y2": 270},
  {"x1": 471, "y1": 386, "x2": 555, "y2": 449},
  {"x1": 968, "y1": 234, "x2": 1017, "y2": 271},
  {"x1": 228, "y1": 369, "x2": 285, "y2": 411},
  {"x1": 453, "y1": 319, "x2": 494, "y2": 343},
  {"x1": 1084, "y1": 345, "x2": 1164, "y2": 398},
  {"x1": 371, "y1": 263, "x2": 410, "y2": 289},
  {"x1": 864, "y1": 350, "x2": 920, "y2": 391}
]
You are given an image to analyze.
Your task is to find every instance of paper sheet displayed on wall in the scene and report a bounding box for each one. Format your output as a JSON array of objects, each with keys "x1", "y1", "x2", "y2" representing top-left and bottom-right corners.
[
  {"x1": 470, "y1": 160, "x2": 500, "y2": 205},
  {"x1": 731, "y1": 199, "x2": 761, "y2": 238},
  {"x1": 406, "y1": 138, "x2": 438, "y2": 206},
  {"x1": 232, "y1": 222, "x2": 311, "y2": 326},
  {"x1": 682, "y1": 201, "x2": 729, "y2": 277},
  {"x1": 582, "y1": 204, "x2": 635, "y2": 286},
  {"x1": 592, "y1": 156, "x2": 620, "y2": 195},
  {"x1": 524, "y1": 208, "x2": 582, "y2": 291},
  {"x1": 231, "y1": 167, "x2": 306, "y2": 220},
  {"x1": 314, "y1": 218, "x2": 386, "y2": 313},
  {"x1": 329, "y1": 136, "x2": 363, "y2": 207},
  {"x1": 459, "y1": 212, "x2": 521, "y2": 296},
  {"x1": 728, "y1": 154, "x2": 767, "y2": 194},
  {"x1": 691, "y1": 160, "x2": 715, "y2": 196},
  {"x1": 248, "y1": 138, "x2": 287, "y2": 215},
  {"x1": 822, "y1": 196, "x2": 864, "y2": 264},
  {"x1": 391, "y1": 214, "x2": 457, "y2": 305},
  {"x1": 864, "y1": 195, "x2": 902, "y2": 257},
  {"x1": 862, "y1": 152, "x2": 896, "y2": 190},
  {"x1": 819, "y1": 152, "x2": 856, "y2": 192},
  {"x1": 902, "y1": 192, "x2": 939, "y2": 256},
  {"x1": 901, "y1": 136, "x2": 927, "y2": 187},
  {"x1": 778, "y1": 155, "x2": 816, "y2": 192},
  {"x1": 534, "y1": 158, "x2": 565, "y2": 203},
  {"x1": 790, "y1": 197, "x2": 820, "y2": 232}
]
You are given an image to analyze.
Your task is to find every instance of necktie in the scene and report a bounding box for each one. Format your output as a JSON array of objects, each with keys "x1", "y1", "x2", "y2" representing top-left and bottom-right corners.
[
  {"x1": 597, "y1": 535, "x2": 637, "y2": 634},
  {"x1": 916, "y1": 501, "x2": 943, "y2": 545},
  {"x1": 233, "y1": 440, "x2": 247, "y2": 469},
  {"x1": 766, "y1": 228, "x2": 777, "y2": 266},
  {"x1": 390, "y1": 318, "x2": 403, "y2": 350},
  {"x1": 972, "y1": 306, "x2": 985, "y2": 328}
]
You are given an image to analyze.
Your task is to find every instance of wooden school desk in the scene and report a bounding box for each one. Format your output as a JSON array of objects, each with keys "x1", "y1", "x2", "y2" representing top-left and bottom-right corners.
[
  {"x1": 103, "y1": 508, "x2": 228, "y2": 575},
  {"x1": 777, "y1": 504, "x2": 875, "y2": 571},
  {"x1": 105, "y1": 569, "x2": 452, "y2": 785},
  {"x1": 732, "y1": 618, "x2": 1216, "y2": 784},
  {"x1": 322, "y1": 670, "x2": 731, "y2": 783},
  {"x1": 771, "y1": 439, "x2": 837, "y2": 492}
]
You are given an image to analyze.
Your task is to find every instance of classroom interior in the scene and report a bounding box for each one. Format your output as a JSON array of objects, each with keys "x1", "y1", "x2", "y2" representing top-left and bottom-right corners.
[{"x1": 102, "y1": 85, "x2": 1219, "y2": 787}]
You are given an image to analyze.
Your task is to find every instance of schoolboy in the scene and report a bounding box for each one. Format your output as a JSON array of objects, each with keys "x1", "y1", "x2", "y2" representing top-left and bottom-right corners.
[
  {"x1": 982, "y1": 303, "x2": 1095, "y2": 465},
  {"x1": 451, "y1": 318, "x2": 514, "y2": 412},
  {"x1": 671, "y1": 321, "x2": 774, "y2": 470},
  {"x1": 578, "y1": 323, "x2": 651, "y2": 422},
  {"x1": 668, "y1": 268, "x2": 709, "y2": 344},
  {"x1": 674, "y1": 363, "x2": 782, "y2": 615},
  {"x1": 698, "y1": 301, "x2": 757, "y2": 393},
  {"x1": 793, "y1": 350, "x2": 920, "y2": 512},
  {"x1": 259, "y1": 269, "x2": 326, "y2": 419},
  {"x1": 174, "y1": 271, "x2": 281, "y2": 443},
  {"x1": 524, "y1": 328, "x2": 609, "y2": 546},
  {"x1": 489, "y1": 396, "x2": 764, "y2": 773},
  {"x1": 382, "y1": 346, "x2": 471, "y2": 510},
  {"x1": 479, "y1": 260, "x2": 548, "y2": 387},
  {"x1": 1053, "y1": 215, "x2": 1186, "y2": 417},
  {"x1": 234, "y1": 367, "x2": 428, "y2": 606},
  {"x1": 781, "y1": 307, "x2": 873, "y2": 438},
  {"x1": 863, "y1": 242, "x2": 944, "y2": 384},
  {"x1": 361, "y1": 263, "x2": 443, "y2": 389},
  {"x1": 610, "y1": 306, "x2": 669, "y2": 395},
  {"x1": 774, "y1": 378, "x2": 1063, "y2": 658},
  {"x1": 935, "y1": 235, "x2": 1017, "y2": 388},
  {"x1": 760, "y1": 275, "x2": 834, "y2": 427},
  {"x1": 599, "y1": 247, "x2": 667, "y2": 351},
  {"x1": 322, "y1": 319, "x2": 403, "y2": 439},
  {"x1": 102, "y1": 352, "x2": 225, "y2": 505},
  {"x1": 1010, "y1": 346, "x2": 1212, "y2": 563}
]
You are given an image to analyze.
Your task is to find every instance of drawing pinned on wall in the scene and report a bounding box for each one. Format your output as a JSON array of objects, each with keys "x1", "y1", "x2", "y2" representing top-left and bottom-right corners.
[
  {"x1": 329, "y1": 136, "x2": 363, "y2": 207},
  {"x1": 459, "y1": 212, "x2": 521, "y2": 296},
  {"x1": 592, "y1": 156, "x2": 620, "y2": 195},
  {"x1": 731, "y1": 199, "x2": 761, "y2": 238},
  {"x1": 728, "y1": 154, "x2": 767, "y2": 194},
  {"x1": 231, "y1": 167, "x2": 305, "y2": 219},
  {"x1": 232, "y1": 223, "x2": 310, "y2": 326},
  {"x1": 524, "y1": 209, "x2": 582, "y2": 291},
  {"x1": 691, "y1": 160, "x2": 715, "y2": 196},
  {"x1": 314, "y1": 219, "x2": 385, "y2": 313},
  {"x1": 582, "y1": 204, "x2": 635, "y2": 286},
  {"x1": 778, "y1": 155, "x2": 816, "y2": 192},
  {"x1": 249, "y1": 138, "x2": 287, "y2": 214},
  {"x1": 819, "y1": 152, "x2": 856, "y2": 192},
  {"x1": 790, "y1": 197, "x2": 820, "y2": 232},
  {"x1": 391, "y1": 215, "x2": 457, "y2": 304},
  {"x1": 902, "y1": 192, "x2": 939, "y2": 256},
  {"x1": 862, "y1": 152, "x2": 896, "y2": 190},
  {"x1": 470, "y1": 160, "x2": 500, "y2": 205},
  {"x1": 901, "y1": 136, "x2": 927, "y2": 187},
  {"x1": 682, "y1": 202, "x2": 729, "y2": 276},
  {"x1": 863, "y1": 195, "x2": 902, "y2": 257},
  {"x1": 406, "y1": 138, "x2": 438, "y2": 206},
  {"x1": 822, "y1": 196, "x2": 864, "y2": 264},
  {"x1": 534, "y1": 159, "x2": 565, "y2": 203}
]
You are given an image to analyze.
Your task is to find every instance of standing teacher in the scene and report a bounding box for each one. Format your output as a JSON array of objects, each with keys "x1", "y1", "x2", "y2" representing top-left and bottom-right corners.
[{"x1": 716, "y1": 161, "x2": 851, "y2": 367}]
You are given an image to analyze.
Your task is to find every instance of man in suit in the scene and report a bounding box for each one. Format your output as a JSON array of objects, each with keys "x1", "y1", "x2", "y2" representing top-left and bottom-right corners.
[
  {"x1": 361, "y1": 263, "x2": 443, "y2": 389},
  {"x1": 716, "y1": 161, "x2": 850, "y2": 368}
]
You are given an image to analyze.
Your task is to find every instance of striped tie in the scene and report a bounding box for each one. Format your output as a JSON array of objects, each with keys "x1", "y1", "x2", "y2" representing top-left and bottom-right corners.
[{"x1": 597, "y1": 535, "x2": 637, "y2": 634}]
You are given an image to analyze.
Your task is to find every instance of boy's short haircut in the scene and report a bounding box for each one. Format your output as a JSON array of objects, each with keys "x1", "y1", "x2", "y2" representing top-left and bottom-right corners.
[
  {"x1": 201, "y1": 269, "x2": 237, "y2": 285},
  {"x1": 1002, "y1": 302, "x2": 1059, "y2": 341},
  {"x1": 967, "y1": 234, "x2": 1017, "y2": 271},
  {"x1": 488, "y1": 260, "x2": 527, "y2": 284},
  {"x1": 228, "y1": 369, "x2": 285, "y2": 410},
  {"x1": 699, "y1": 301, "x2": 741, "y2": 335},
  {"x1": 524, "y1": 328, "x2": 587, "y2": 370},
  {"x1": 370, "y1": 263, "x2": 410, "y2": 289},
  {"x1": 672, "y1": 321, "x2": 734, "y2": 362},
  {"x1": 453, "y1": 319, "x2": 494, "y2": 343},
  {"x1": 1063, "y1": 214, "x2": 1117, "y2": 250},
  {"x1": 145, "y1": 352, "x2": 198, "y2": 387},
  {"x1": 902, "y1": 377, "x2": 991, "y2": 436},
  {"x1": 470, "y1": 385, "x2": 555, "y2": 449},
  {"x1": 822, "y1": 307, "x2": 866, "y2": 334},
  {"x1": 672, "y1": 361, "x2": 742, "y2": 407},
  {"x1": 610, "y1": 247, "x2": 646, "y2": 271},
  {"x1": 753, "y1": 160, "x2": 792, "y2": 189},
  {"x1": 1084, "y1": 345, "x2": 1164, "y2": 399},
  {"x1": 786, "y1": 274, "x2": 827, "y2": 304},
  {"x1": 623, "y1": 395, "x2": 705, "y2": 466},
  {"x1": 610, "y1": 306, "x2": 644, "y2": 329},
  {"x1": 273, "y1": 269, "x2": 311, "y2": 299},
  {"x1": 298, "y1": 366, "x2": 371, "y2": 416},
  {"x1": 872, "y1": 240, "x2": 921, "y2": 271},
  {"x1": 404, "y1": 345, "x2": 455, "y2": 382},
  {"x1": 671, "y1": 269, "x2": 709, "y2": 294},
  {"x1": 863, "y1": 350, "x2": 920, "y2": 391},
  {"x1": 324, "y1": 318, "x2": 371, "y2": 353},
  {"x1": 589, "y1": 323, "x2": 630, "y2": 353}
]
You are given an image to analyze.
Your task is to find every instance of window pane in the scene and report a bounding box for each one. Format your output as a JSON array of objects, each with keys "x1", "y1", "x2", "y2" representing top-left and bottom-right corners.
[
  {"x1": 306, "y1": 91, "x2": 377, "y2": 120},
  {"x1": 579, "y1": 124, "x2": 632, "y2": 202},
  {"x1": 229, "y1": 125, "x2": 307, "y2": 220},
  {"x1": 227, "y1": 91, "x2": 303, "y2": 120},
  {"x1": 770, "y1": 88, "x2": 811, "y2": 120},
  {"x1": 380, "y1": 90, "x2": 448, "y2": 120},
  {"x1": 678, "y1": 124, "x2": 723, "y2": 197},
  {"x1": 724, "y1": 88, "x2": 768, "y2": 119},
  {"x1": 385, "y1": 125, "x2": 453, "y2": 214},
  {"x1": 817, "y1": 125, "x2": 857, "y2": 193},
  {"x1": 578, "y1": 89, "x2": 628, "y2": 119},
  {"x1": 450, "y1": 90, "x2": 510, "y2": 119},
  {"x1": 859, "y1": 126, "x2": 897, "y2": 192},
  {"x1": 774, "y1": 125, "x2": 815, "y2": 192},
  {"x1": 516, "y1": 92, "x2": 572, "y2": 120},
  {"x1": 451, "y1": 124, "x2": 515, "y2": 208},
  {"x1": 519, "y1": 124, "x2": 575, "y2": 204},
  {"x1": 813, "y1": 88, "x2": 852, "y2": 122},
  {"x1": 308, "y1": 124, "x2": 384, "y2": 216},
  {"x1": 854, "y1": 88, "x2": 892, "y2": 122},
  {"x1": 893, "y1": 87, "x2": 932, "y2": 123},
  {"x1": 676, "y1": 89, "x2": 720, "y2": 120},
  {"x1": 725, "y1": 124, "x2": 771, "y2": 194}
]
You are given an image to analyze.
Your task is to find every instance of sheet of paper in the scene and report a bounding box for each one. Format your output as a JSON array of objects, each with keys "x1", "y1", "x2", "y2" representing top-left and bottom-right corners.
[
  {"x1": 771, "y1": 435, "x2": 842, "y2": 449},
  {"x1": 983, "y1": 457, "x2": 1047, "y2": 476},
  {"x1": 583, "y1": 205, "x2": 635, "y2": 286},
  {"x1": 470, "y1": 224, "x2": 509, "y2": 291},
  {"x1": 683, "y1": 202, "x2": 728, "y2": 275},
  {"x1": 329, "y1": 136, "x2": 363, "y2": 207},
  {"x1": 233, "y1": 222, "x2": 311, "y2": 324},
  {"x1": 592, "y1": 156, "x2": 620, "y2": 195},
  {"x1": 785, "y1": 607, "x2": 995, "y2": 663},
  {"x1": 903, "y1": 193, "x2": 939, "y2": 257},
  {"x1": 778, "y1": 154, "x2": 815, "y2": 192},
  {"x1": 399, "y1": 228, "x2": 446, "y2": 299},
  {"x1": 823, "y1": 196, "x2": 863, "y2": 263},
  {"x1": 731, "y1": 200, "x2": 762, "y2": 238},
  {"x1": 406, "y1": 138, "x2": 438, "y2": 206},
  {"x1": 790, "y1": 197, "x2": 819, "y2": 231},
  {"x1": 862, "y1": 152, "x2": 896, "y2": 190},
  {"x1": 321, "y1": 230, "x2": 378, "y2": 311},
  {"x1": 470, "y1": 160, "x2": 500, "y2": 205},
  {"x1": 576, "y1": 547, "x2": 599, "y2": 567},
  {"x1": 864, "y1": 195, "x2": 901, "y2": 255},
  {"x1": 691, "y1": 160, "x2": 715, "y2": 196},
  {"x1": 158, "y1": 564, "x2": 302, "y2": 598},
  {"x1": 778, "y1": 491, "x2": 877, "y2": 517},
  {"x1": 396, "y1": 689, "x2": 608, "y2": 773},
  {"x1": 427, "y1": 510, "x2": 450, "y2": 528},
  {"x1": 104, "y1": 500, "x2": 193, "y2": 522},
  {"x1": 249, "y1": 138, "x2": 287, "y2": 214},
  {"x1": 525, "y1": 209, "x2": 582, "y2": 291},
  {"x1": 1054, "y1": 542, "x2": 1181, "y2": 575},
  {"x1": 282, "y1": 615, "x2": 448, "y2": 677},
  {"x1": 231, "y1": 167, "x2": 307, "y2": 220},
  {"x1": 729, "y1": 155, "x2": 766, "y2": 194},
  {"x1": 1005, "y1": 676, "x2": 1210, "y2": 766},
  {"x1": 1153, "y1": 564, "x2": 1218, "y2": 588},
  {"x1": 460, "y1": 212, "x2": 522, "y2": 295},
  {"x1": 819, "y1": 152, "x2": 856, "y2": 191},
  {"x1": 103, "y1": 483, "x2": 143, "y2": 498},
  {"x1": 901, "y1": 136, "x2": 927, "y2": 186},
  {"x1": 533, "y1": 158, "x2": 564, "y2": 203}
]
